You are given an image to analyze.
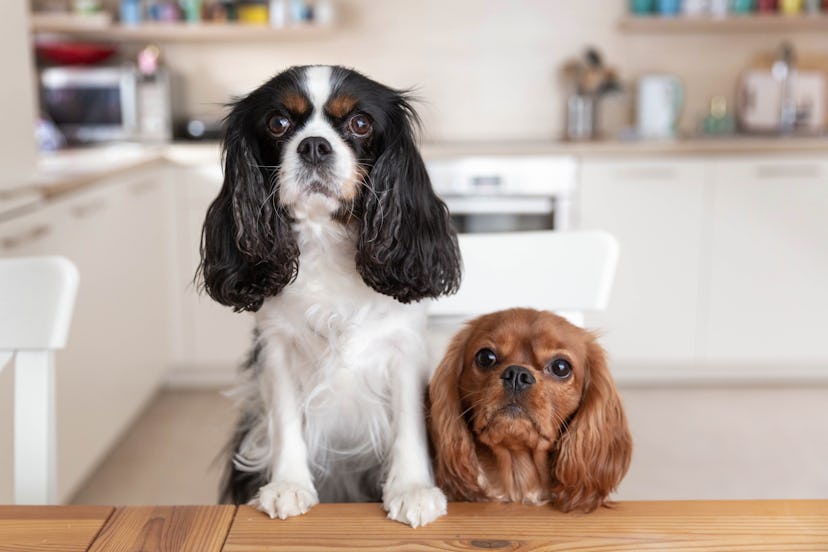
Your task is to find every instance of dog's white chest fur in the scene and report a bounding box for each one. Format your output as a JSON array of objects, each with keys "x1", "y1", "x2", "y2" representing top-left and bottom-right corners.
[{"x1": 253, "y1": 211, "x2": 428, "y2": 501}]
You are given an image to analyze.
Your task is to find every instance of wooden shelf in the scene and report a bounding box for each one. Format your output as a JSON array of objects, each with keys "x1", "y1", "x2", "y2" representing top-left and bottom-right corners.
[
  {"x1": 619, "y1": 13, "x2": 828, "y2": 33},
  {"x1": 30, "y1": 14, "x2": 332, "y2": 42}
]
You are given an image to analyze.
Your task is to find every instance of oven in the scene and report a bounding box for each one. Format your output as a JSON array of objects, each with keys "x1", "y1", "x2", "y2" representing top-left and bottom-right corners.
[{"x1": 426, "y1": 156, "x2": 577, "y2": 233}]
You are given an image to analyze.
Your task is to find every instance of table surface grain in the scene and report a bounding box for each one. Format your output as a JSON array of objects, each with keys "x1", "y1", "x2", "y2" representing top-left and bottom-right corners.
[{"x1": 1, "y1": 500, "x2": 827, "y2": 552}]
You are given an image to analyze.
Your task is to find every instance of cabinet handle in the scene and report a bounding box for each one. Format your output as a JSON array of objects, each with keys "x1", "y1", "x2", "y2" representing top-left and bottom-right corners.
[
  {"x1": 1, "y1": 224, "x2": 51, "y2": 250},
  {"x1": 755, "y1": 165, "x2": 821, "y2": 179},
  {"x1": 613, "y1": 167, "x2": 678, "y2": 180},
  {"x1": 71, "y1": 199, "x2": 107, "y2": 219}
]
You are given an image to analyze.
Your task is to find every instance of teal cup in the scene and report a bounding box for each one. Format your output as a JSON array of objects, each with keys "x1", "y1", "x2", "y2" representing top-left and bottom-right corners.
[
  {"x1": 656, "y1": 0, "x2": 682, "y2": 14},
  {"x1": 732, "y1": 0, "x2": 756, "y2": 12},
  {"x1": 630, "y1": 0, "x2": 656, "y2": 13}
]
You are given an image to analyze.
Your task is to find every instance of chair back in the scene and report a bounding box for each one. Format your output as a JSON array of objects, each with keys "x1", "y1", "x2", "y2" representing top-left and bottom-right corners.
[
  {"x1": 0, "y1": 256, "x2": 79, "y2": 351},
  {"x1": 429, "y1": 230, "x2": 619, "y2": 327},
  {"x1": 0, "y1": 256, "x2": 78, "y2": 505}
]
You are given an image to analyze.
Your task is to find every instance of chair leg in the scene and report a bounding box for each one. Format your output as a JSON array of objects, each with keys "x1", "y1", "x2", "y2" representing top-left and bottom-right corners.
[{"x1": 14, "y1": 351, "x2": 56, "y2": 505}]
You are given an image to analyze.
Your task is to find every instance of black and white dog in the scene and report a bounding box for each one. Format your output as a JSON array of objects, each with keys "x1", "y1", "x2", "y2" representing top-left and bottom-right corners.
[{"x1": 199, "y1": 65, "x2": 461, "y2": 527}]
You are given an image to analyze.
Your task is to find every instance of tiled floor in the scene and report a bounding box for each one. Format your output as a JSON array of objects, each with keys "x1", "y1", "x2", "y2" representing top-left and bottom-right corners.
[{"x1": 71, "y1": 390, "x2": 237, "y2": 505}]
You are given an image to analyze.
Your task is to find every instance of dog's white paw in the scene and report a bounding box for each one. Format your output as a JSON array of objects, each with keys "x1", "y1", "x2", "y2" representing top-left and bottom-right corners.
[
  {"x1": 383, "y1": 484, "x2": 447, "y2": 528},
  {"x1": 253, "y1": 481, "x2": 319, "y2": 520}
]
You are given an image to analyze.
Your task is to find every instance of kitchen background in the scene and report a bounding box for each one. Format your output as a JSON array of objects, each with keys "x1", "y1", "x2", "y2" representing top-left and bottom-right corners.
[{"x1": 1, "y1": 0, "x2": 827, "y2": 507}]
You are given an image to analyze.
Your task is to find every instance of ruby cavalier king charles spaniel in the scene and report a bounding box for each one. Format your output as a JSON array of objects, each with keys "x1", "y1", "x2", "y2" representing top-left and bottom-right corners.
[{"x1": 428, "y1": 308, "x2": 632, "y2": 512}]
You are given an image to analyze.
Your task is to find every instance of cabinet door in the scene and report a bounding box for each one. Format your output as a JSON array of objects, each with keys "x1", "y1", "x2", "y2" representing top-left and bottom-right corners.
[
  {"x1": 51, "y1": 171, "x2": 172, "y2": 500},
  {"x1": 578, "y1": 159, "x2": 707, "y2": 366},
  {"x1": 702, "y1": 158, "x2": 828, "y2": 364},
  {"x1": 171, "y1": 166, "x2": 253, "y2": 379}
]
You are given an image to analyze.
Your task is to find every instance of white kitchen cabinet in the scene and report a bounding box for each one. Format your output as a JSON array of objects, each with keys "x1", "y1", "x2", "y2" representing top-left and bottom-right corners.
[
  {"x1": 167, "y1": 165, "x2": 253, "y2": 386},
  {"x1": 0, "y1": 168, "x2": 173, "y2": 502},
  {"x1": 578, "y1": 158, "x2": 707, "y2": 367},
  {"x1": 701, "y1": 157, "x2": 828, "y2": 364}
]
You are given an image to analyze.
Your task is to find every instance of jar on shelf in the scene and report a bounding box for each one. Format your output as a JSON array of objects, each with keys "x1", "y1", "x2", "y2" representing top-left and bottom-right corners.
[{"x1": 779, "y1": 0, "x2": 804, "y2": 14}]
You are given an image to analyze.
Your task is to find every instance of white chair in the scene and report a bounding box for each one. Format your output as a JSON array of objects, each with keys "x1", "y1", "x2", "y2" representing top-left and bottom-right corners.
[
  {"x1": 428, "y1": 230, "x2": 618, "y2": 356},
  {"x1": 0, "y1": 256, "x2": 79, "y2": 504}
]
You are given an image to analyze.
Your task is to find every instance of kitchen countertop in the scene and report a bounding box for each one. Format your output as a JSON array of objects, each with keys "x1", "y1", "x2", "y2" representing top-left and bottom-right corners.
[
  {"x1": 421, "y1": 135, "x2": 828, "y2": 157},
  {"x1": 3, "y1": 135, "x2": 828, "y2": 220}
]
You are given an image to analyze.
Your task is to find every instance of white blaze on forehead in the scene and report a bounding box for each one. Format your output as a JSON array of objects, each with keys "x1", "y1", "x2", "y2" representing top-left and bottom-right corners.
[
  {"x1": 304, "y1": 65, "x2": 333, "y2": 114},
  {"x1": 279, "y1": 65, "x2": 357, "y2": 216}
]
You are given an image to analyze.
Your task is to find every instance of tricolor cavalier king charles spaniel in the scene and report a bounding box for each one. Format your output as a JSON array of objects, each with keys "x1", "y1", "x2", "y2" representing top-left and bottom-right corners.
[
  {"x1": 199, "y1": 65, "x2": 460, "y2": 527},
  {"x1": 428, "y1": 308, "x2": 632, "y2": 512}
]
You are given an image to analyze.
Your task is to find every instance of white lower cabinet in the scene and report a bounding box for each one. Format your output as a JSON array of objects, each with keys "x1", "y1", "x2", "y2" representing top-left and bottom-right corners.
[
  {"x1": 578, "y1": 158, "x2": 707, "y2": 367},
  {"x1": 702, "y1": 158, "x2": 828, "y2": 364},
  {"x1": 0, "y1": 168, "x2": 173, "y2": 502},
  {"x1": 579, "y1": 155, "x2": 828, "y2": 369},
  {"x1": 167, "y1": 164, "x2": 253, "y2": 386}
]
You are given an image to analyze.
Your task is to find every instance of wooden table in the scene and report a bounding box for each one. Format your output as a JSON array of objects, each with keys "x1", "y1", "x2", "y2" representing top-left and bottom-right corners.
[{"x1": 1, "y1": 501, "x2": 826, "y2": 551}]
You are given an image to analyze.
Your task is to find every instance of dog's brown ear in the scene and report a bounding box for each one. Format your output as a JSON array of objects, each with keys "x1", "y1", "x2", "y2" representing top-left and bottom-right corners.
[
  {"x1": 550, "y1": 338, "x2": 632, "y2": 512},
  {"x1": 428, "y1": 326, "x2": 484, "y2": 501}
]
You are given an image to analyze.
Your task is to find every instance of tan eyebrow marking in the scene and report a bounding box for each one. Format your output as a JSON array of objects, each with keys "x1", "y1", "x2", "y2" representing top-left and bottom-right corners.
[
  {"x1": 282, "y1": 92, "x2": 310, "y2": 115},
  {"x1": 325, "y1": 94, "x2": 358, "y2": 118}
]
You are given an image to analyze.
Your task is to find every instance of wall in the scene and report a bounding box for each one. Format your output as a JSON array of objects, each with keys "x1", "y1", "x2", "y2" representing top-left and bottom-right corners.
[
  {"x1": 160, "y1": 0, "x2": 828, "y2": 141},
  {"x1": 1, "y1": 0, "x2": 37, "y2": 188}
]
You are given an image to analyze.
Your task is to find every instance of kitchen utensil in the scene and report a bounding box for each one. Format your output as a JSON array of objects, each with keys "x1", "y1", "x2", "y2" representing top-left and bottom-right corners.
[{"x1": 636, "y1": 74, "x2": 684, "y2": 139}]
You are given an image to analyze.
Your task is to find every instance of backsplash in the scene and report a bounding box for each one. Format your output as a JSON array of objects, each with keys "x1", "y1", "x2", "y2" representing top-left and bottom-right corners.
[{"x1": 40, "y1": 1, "x2": 828, "y2": 141}]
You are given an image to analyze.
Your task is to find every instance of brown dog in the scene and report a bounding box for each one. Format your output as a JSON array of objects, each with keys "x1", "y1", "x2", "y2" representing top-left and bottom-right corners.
[{"x1": 428, "y1": 308, "x2": 632, "y2": 512}]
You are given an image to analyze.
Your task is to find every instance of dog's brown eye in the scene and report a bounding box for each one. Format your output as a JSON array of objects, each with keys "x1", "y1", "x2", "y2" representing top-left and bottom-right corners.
[
  {"x1": 268, "y1": 113, "x2": 291, "y2": 137},
  {"x1": 546, "y1": 358, "x2": 572, "y2": 379},
  {"x1": 348, "y1": 114, "x2": 372, "y2": 137},
  {"x1": 474, "y1": 348, "x2": 497, "y2": 369}
]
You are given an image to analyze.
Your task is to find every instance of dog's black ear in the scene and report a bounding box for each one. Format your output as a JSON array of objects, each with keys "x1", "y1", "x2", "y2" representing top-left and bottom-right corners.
[
  {"x1": 198, "y1": 100, "x2": 298, "y2": 312},
  {"x1": 356, "y1": 97, "x2": 461, "y2": 303}
]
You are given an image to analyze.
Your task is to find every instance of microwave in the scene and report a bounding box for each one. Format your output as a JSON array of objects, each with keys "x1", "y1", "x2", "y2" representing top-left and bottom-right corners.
[{"x1": 40, "y1": 64, "x2": 172, "y2": 144}]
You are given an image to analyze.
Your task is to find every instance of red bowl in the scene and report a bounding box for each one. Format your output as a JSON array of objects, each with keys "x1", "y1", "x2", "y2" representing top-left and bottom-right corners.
[{"x1": 36, "y1": 42, "x2": 117, "y2": 65}]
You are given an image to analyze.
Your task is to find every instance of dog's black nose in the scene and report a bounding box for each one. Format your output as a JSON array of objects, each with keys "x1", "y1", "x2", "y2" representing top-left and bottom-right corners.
[
  {"x1": 297, "y1": 136, "x2": 332, "y2": 165},
  {"x1": 501, "y1": 365, "x2": 536, "y2": 393}
]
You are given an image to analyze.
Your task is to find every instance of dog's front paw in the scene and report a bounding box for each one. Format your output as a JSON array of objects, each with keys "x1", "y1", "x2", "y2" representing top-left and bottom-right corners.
[
  {"x1": 383, "y1": 484, "x2": 447, "y2": 528},
  {"x1": 253, "y1": 481, "x2": 319, "y2": 520}
]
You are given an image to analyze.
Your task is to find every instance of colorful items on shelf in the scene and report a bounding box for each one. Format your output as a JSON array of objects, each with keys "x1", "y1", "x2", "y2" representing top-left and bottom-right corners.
[
  {"x1": 113, "y1": 0, "x2": 332, "y2": 25},
  {"x1": 629, "y1": 0, "x2": 824, "y2": 14}
]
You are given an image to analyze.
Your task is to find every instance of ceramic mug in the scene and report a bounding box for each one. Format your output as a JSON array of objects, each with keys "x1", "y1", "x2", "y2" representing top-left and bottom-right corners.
[
  {"x1": 757, "y1": 0, "x2": 777, "y2": 12},
  {"x1": 630, "y1": 0, "x2": 656, "y2": 13},
  {"x1": 779, "y1": 0, "x2": 803, "y2": 13},
  {"x1": 683, "y1": 0, "x2": 710, "y2": 15},
  {"x1": 656, "y1": 0, "x2": 682, "y2": 15},
  {"x1": 732, "y1": 0, "x2": 755, "y2": 12}
]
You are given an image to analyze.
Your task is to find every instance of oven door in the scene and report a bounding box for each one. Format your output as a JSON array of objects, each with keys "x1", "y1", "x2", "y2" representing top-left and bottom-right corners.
[{"x1": 428, "y1": 155, "x2": 577, "y2": 232}]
